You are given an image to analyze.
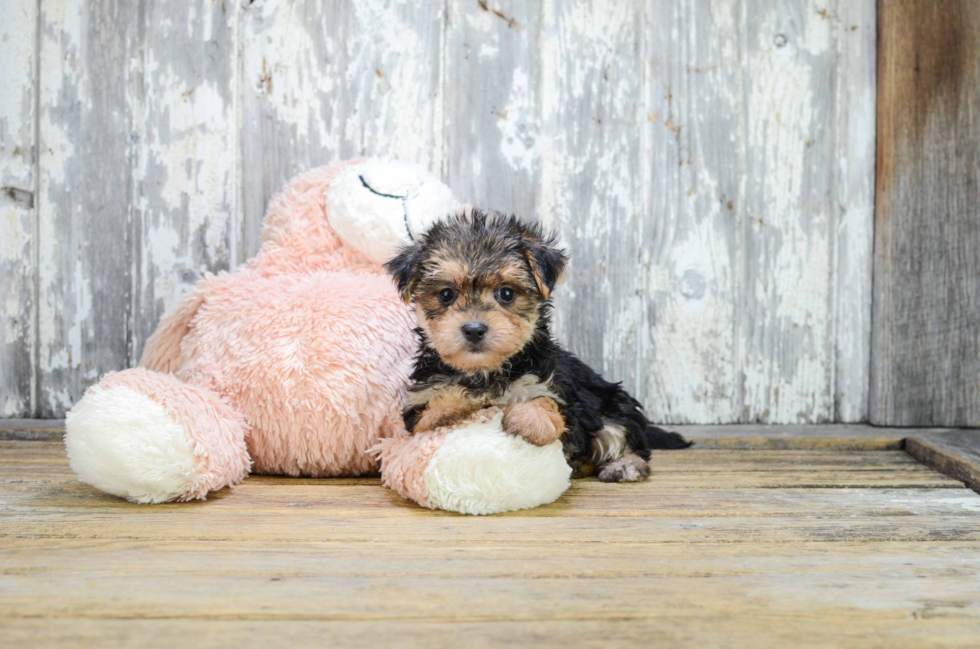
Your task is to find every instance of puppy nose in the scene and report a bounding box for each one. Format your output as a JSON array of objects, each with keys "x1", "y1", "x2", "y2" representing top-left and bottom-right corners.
[{"x1": 461, "y1": 321, "x2": 488, "y2": 343}]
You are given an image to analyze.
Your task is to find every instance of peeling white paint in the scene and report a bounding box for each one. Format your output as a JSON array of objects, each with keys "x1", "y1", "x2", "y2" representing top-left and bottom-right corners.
[
  {"x1": 536, "y1": 0, "x2": 560, "y2": 230},
  {"x1": 497, "y1": 69, "x2": 537, "y2": 174},
  {"x1": 126, "y1": 0, "x2": 242, "y2": 360},
  {"x1": 0, "y1": 1, "x2": 36, "y2": 182},
  {"x1": 478, "y1": 43, "x2": 498, "y2": 59},
  {"x1": 446, "y1": 0, "x2": 540, "y2": 216},
  {"x1": 67, "y1": 256, "x2": 92, "y2": 371},
  {"x1": 249, "y1": 6, "x2": 339, "y2": 147},
  {"x1": 1, "y1": 204, "x2": 32, "y2": 352},
  {"x1": 348, "y1": 1, "x2": 441, "y2": 166},
  {"x1": 833, "y1": 0, "x2": 876, "y2": 422},
  {"x1": 646, "y1": 210, "x2": 739, "y2": 423},
  {"x1": 242, "y1": 0, "x2": 443, "y2": 254},
  {"x1": 6, "y1": 0, "x2": 876, "y2": 421},
  {"x1": 0, "y1": 205, "x2": 31, "y2": 261},
  {"x1": 738, "y1": 1, "x2": 837, "y2": 423}
]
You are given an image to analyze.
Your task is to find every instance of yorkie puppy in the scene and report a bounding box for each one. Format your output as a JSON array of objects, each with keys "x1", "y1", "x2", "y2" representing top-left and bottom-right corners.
[{"x1": 385, "y1": 209, "x2": 690, "y2": 482}]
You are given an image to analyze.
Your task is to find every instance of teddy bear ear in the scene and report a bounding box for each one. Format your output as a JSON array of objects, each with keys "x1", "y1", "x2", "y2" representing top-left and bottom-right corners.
[{"x1": 384, "y1": 243, "x2": 423, "y2": 304}]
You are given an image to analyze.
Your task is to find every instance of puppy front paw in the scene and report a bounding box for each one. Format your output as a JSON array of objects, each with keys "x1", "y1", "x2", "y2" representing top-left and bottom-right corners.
[{"x1": 503, "y1": 398, "x2": 566, "y2": 446}]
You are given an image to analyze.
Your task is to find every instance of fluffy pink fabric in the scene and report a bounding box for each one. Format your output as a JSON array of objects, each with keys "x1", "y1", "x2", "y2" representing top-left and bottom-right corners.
[
  {"x1": 140, "y1": 286, "x2": 206, "y2": 374},
  {"x1": 165, "y1": 269, "x2": 415, "y2": 476},
  {"x1": 374, "y1": 408, "x2": 503, "y2": 509},
  {"x1": 375, "y1": 430, "x2": 447, "y2": 510},
  {"x1": 250, "y1": 162, "x2": 377, "y2": 276},
  {"x1": 98, "y1": 368, "x2": 251, "y2": 501},
  {"x1": 135, "y1": 161, "x2": 418, "y2": 480}
]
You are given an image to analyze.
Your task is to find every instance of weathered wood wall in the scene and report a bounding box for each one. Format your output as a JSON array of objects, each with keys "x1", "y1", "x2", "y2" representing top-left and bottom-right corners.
[
  {"x1": 0, "y1": 0, "x2": 38, "y2": 417},
  {"x1": 0, "y1": 0, "x2": 876, "y2": 423},
  {"x1": 872, "y1": 0, "x2": 980, "y2": 427}
]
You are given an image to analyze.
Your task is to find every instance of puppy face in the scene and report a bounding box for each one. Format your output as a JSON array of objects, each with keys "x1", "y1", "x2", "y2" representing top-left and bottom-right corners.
[{"x1": 386, "y1": 210, "x2": 567, "y2": 374}]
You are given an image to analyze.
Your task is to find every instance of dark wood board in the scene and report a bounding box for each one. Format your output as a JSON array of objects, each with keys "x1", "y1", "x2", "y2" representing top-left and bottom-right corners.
[
  {"x1": 871, "y1": 0, "x2": 980, "y2": 426},
  {"x1": 906, "y1": 430, "x2": 980, "y2": 493}
]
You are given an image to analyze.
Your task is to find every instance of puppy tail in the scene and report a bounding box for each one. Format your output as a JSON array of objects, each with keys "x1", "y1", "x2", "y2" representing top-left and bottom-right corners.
[{"x1": 643, "y1": 425, "x2": 692, "y2": 450}]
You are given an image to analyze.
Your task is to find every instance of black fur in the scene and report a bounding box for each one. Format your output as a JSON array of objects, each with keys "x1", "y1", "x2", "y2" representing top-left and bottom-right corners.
[{"x1": 403, "y1": 311, "x2": 691, "y2": 477}]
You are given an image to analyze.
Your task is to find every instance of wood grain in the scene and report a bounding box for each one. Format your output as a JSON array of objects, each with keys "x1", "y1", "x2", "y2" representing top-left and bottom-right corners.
[
  {"x1": 4, "y1": 482, "x2": 977, "y2": 520},
  {"x1": 3, "y1": 0, "x2": 881, "y2": 423},
  {"x1": 546, "y1": 0, "x2": 874, "y2": 425},
  {"x1": 0, "y1": 419, "x2": 945, "y2": 451},
  {"x1": 2, "y1": 617, "x2": 980, "y2": 649},
  {"x1": 0, "y1": 0, "x2": 37, "y2": 417},
  {"x1": 8, "y1": 538, "x2": 980, "y2": 572},
  {"x1": 5, "y1": 555, "x2": 980, "y2": 620},
  {"x1": 541, "y1": 0, "x2": 651, "y2": 414},
  {"x1": 130, "y1": 0, "x2": 243, "y2": 359},
  {"x1": 445, "y1": 0, "x2": 541, "y2": 216},
  {"x1": 35, "y1": 0, "x2": 140, "y2": 417},
  {"x1": 833, "y1": 0, "x2": 876, "y2": 423},
  {"x1": 739, "y1": 0, "x2": 836, "y2": 423},
  {"x1": 241, "y1": 0, "x2": 445, "y2": 256},
  {"x1": 872, "y1": 0, "x2": 980, "y2": 426},
  {"x1": 2, "y1": 439, "x2": 980, "y2": 647},
  {"x1": 0, "y1": 419, "x2": 64, "y2": 441},
  {"x1": 635, "y1": 0, "x2": 743, "y2": 424},
  {"x1": 678, "y1": 423, "x2": 910, "y2": 450},
  {"x1": 906, "y1": 431, "x2": 980, "y2": 493}
]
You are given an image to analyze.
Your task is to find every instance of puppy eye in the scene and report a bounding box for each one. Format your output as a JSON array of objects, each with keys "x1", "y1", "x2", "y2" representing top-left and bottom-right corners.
[
  {"x1": 437, "y1": 288, "x2": 457, "y2": 306},
  {"x1": 495, "y1": 287, "x2": 516, "y2": 305}
]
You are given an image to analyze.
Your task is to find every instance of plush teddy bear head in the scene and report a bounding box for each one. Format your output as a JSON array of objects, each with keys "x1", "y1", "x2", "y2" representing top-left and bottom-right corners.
[
  {"x1": 254, "y1": 159, "x2": 456, "y2": 275},
  {"x1": 327, "y1": 158, "x2": 457, "y2": 265}
]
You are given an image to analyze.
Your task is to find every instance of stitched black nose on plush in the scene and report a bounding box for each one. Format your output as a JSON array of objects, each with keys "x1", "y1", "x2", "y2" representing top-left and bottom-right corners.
[{"x1": 461, "y1": 322, "x2": 488, "y2": 344}]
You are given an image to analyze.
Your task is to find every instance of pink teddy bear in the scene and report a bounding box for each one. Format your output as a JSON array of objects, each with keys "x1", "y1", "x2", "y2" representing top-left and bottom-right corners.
[{"x1": 65, "y1": 159, "x2": 455, "y2": 503}]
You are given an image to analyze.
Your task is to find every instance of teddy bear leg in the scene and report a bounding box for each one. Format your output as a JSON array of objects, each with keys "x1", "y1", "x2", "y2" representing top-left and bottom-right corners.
[{"x1": 65, "y1": 368, "x2": 251, "y2": 504}]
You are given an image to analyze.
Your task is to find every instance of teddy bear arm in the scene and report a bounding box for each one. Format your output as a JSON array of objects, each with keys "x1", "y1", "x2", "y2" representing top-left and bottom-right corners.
[
  {"x1": 139, "y1": 280, "x2": 206, "y2": 374},
  {"x1": 376, "y1": 407, "x2": 573, "y2": 515},
  {"x1": 139, "y1": 285, "x2": 206, "y2": 373}
]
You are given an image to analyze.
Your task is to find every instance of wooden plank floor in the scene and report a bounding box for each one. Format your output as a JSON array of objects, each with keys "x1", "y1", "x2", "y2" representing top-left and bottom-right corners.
[{"x1": 2, "y1": 439, "x2": 980, "y2": 648}]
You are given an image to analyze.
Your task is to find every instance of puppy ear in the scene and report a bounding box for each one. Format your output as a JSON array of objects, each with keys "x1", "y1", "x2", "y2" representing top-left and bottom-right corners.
[
  {"x1": 384, "y1": 244, "x2": 423, "y2": 304},
  {"x1": 522, "y1": 235, "x2": 568, "y2": 300}
]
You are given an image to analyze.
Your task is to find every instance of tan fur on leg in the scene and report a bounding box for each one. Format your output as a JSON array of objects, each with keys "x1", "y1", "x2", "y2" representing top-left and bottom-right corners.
[
  {"x1": 414, "y1": 386, "x2": 482, "y2": 432},
  {"x1": 503, "y1": 398, "x2": 565, "y2": 446},
  {"x1": 597, "y1": 453, "x2": 650, "y2": 483}
]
